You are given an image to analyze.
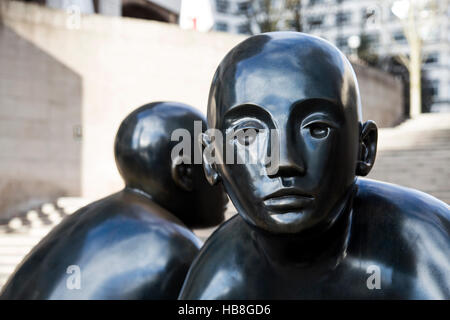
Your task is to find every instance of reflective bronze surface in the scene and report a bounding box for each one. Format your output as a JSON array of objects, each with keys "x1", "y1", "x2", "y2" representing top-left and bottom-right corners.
[
  {"x1": 1, "y1": 102, "x2": 227, "y2": 299},
  {"x1": 179, "y1": 32, "x2": 450, "y2": 299}
]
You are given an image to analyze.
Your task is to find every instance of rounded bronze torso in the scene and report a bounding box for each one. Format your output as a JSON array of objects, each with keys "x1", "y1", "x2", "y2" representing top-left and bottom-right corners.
[
  {"x1": 1, "y1": 189, "x2": 202, "y2": 299},
  {"x1": 179, "y1": 179, "x2": 450, "y2": 299}
]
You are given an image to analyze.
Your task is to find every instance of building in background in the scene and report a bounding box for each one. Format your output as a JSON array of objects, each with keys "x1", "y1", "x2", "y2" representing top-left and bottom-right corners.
[
  {"x1": 210, "y1": 0, "x2": 251, "y2": 34},
  {"x1": 121, "y1": 0, "x2": 179, "y2": 22},
  {"x1": 14, "y1": 0, "x2": 180, "y2": 22},
  {"x1": 15, "y1": 0, "x2": 251, "y2": 32},
  {"x1": 211, "y1": 0, "x2": 449, "y2": 113},
  {"x1": 10, "y1": 0, "x2": 449, "y2": 113},
  {"x1": 300, "y1": 0, "x2": 449, "y2": 113}
]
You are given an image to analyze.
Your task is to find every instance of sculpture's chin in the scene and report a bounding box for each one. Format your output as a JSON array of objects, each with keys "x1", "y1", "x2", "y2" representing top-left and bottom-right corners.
[
  {"x1": 270, "y1": 212, "x2": 306, "y2": 224},
  {"x1": 243, "y1": 211, "x2": 314, "y2": 235}
]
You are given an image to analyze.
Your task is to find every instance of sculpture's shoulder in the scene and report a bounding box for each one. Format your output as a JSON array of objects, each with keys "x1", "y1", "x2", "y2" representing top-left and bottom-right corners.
[
  {"x1": 352, "y1": 179, "x2": 450, "y2": 298},
  {"x1": 62, "y1": 190, "x2": 201, "y2": 250},
  {"x1": 179, "y1": 214, "x2": 257, "y2": 299},
  {"x1": 198, "y1": 214, "x2": 251, "y2": 252},
  {"x1": 1, "y1": 191, "x2": 201, "y2": 299},
  {"x1": 33, "y1": 191, "x2": 201, "y2": 257},
  {"x1": 353, "y1": 178, "x2": 449, "y2": 241},
  {"x1": 355, "y1": 178, "x2": 449, "y2": 224}
]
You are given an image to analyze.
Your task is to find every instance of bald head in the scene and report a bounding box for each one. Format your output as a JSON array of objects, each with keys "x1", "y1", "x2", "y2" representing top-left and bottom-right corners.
[
  {"x1": 114, "y1": 102, "x2": 227, "y2": 228},
  {"x1": 201, "y1": 32, "x2": 377, "y2": 233},
  {"x1": 115, "y1": 101, "x2": 204, "y2": 194},
  {"x1": 207, "y1": 32, "x2": 362, "y2": 130}
]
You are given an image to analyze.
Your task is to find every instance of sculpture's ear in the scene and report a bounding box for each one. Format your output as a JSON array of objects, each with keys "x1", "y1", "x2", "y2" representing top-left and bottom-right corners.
[
  {"x1": 356, "y1": 120, "x2": 378, "y2": 176},
  {"x1": 171, "y1": 155, "x2": 194, "y2": 192},
  {"x1": 200, "y1": 132, "x2": 220, "y2": 185}
]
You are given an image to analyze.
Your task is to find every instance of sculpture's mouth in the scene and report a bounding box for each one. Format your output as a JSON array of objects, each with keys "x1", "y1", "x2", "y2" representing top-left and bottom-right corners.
[
  {"x1": 263, "y1": 188, "x2": 314, "y2": 213},
  {"x1": 263, "y1": 195, "x2": 313, "y2": 213}
]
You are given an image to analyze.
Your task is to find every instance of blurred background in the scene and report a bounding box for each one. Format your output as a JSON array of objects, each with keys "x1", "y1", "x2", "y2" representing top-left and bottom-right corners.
[{"x1": 0, "y1": 0, "x2": 448, "y2": 289}]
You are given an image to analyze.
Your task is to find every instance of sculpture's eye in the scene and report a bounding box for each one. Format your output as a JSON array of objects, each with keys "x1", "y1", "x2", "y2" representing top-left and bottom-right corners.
[
  {"x1": 307, "y1": 123, "x2": 330, "y2": 139},
  {"x1": 235, "y1": 128, "x2": 259, "y2": 146},
  {"x1": 230, "y1": 119, "x2": 266, "y2": 147}
]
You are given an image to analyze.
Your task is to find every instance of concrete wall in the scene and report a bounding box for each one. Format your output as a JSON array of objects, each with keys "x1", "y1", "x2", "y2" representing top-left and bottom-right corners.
[
  {"x1": 353, "y1": 63, "x2": 404, "y2": 127},
  {"x1": 0, "y1": 24, "x2": 82, "y2": 220},
  {"x1": 1, "y1": 1, "x2": 246, "y2": 218},
  {"x1": 0, "y1": 1, "x2": 404, "y2": 219}
]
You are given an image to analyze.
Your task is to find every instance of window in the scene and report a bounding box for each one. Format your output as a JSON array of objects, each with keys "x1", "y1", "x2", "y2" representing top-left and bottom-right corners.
[
  {"x1": 308, "y1": 15, "x2": 324, "y2": 29},
  {"x1": 336, "y1": 11, "x2": 351, "y2": 26},
  {"x1": 335, "y1": 36, "x2": 351, "y2": 54},
  {"x1": 287, "y1": 19, "x2": 301, "y2": 29},
  {"x1": 215, "y1": 22, "x2": 228, "y2": 32},
  {"x1": 425, "y1": 80, "x2": 439, "y2": 98},
  {"x1": 393, "y1": 31, "x2": 407, "y2": 43},
  {"x1": 237, "y1": 1, "x2": 250, "y2": 14},
  {"x1": 309, "y1": 0, "x2": 325, "y2": 6},
  {"x1": 365, "y1": 33, "x2": 380, "y2": 47},
  {"x1": 237, "y1": 23, "x2": 251, "y2": 34},
  {"x1": 336, "y1": 36, "x2": 348, "y2": 49},
  {"x1": 216, "y1": 0, "x2": 229, "y2": 13},
  {"x1": 424, "y1": 52, "x2": 439, "y2": 64}
]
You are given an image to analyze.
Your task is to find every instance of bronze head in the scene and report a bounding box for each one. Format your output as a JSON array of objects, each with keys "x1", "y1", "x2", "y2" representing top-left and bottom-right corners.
[
  {"x1": 203, "y1": 32, "x2": 377, "y2": 234},
  {"x1": 115, "y1": 102, "x2": 227, "y2": 228}
]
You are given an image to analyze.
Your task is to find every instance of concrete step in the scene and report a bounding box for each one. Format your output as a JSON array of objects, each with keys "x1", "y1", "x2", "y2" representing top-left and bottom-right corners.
[
  {"x1": 0, "y1": 198, "x2": 77, "y2": 290},
  {"x1": 0, "y1": 265, "x2": 16, "y2": 275},
  {"x1": 0, "y1": 246, "x2": 33, "y2": 256},
  {"x1": 56, "y1": 197, "x2": 91, "y2": 211},
  {"x1": 0, "y1": 274, "x2": 10, "y2": 286},
  {"x1": 0, "y1": 255, "x2": 24, "y2": 265},
  {"x1": 370, "y1": 113, "x2": 450, "y2": 204},
  {"x1": 0, "y1": 234, "x2": 45, "y2": 246}
]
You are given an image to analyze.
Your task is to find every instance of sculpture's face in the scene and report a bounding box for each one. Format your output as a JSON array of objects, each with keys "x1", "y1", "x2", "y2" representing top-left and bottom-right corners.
[{"x1": 209, "y1": 33, "x2": 362, "y2": 234}]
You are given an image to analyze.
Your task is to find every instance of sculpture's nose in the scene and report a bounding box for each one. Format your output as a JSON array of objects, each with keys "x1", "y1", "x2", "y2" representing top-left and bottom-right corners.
[{"x1": 268, "y1": 131, "x2": 305, "y2": 178}]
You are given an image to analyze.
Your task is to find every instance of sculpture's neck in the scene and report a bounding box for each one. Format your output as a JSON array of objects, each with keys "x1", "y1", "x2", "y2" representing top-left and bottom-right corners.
[
  {"x1": 252, "y1": 184, "x2": 356, "y2": 269},
  {"x1": 125, "y1": 186, "x2": 154, "y2": 201}
]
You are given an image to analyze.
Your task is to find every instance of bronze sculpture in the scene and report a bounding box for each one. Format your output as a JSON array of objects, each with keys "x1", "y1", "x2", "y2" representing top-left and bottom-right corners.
[
  {"x1": 1, "y1": 102, "x2": 227, "y2": 299},
  {"x1": 179, "y1": 32, "x2": 450, "y2": 299}
]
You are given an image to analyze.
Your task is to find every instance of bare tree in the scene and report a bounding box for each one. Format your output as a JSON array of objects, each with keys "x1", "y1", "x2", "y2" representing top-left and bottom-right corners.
[
  {"x1": 285, "y1": 0, "x2": 302, "y2": 32},
  {"x1": 390, "y1": 0, "x2": 441, "y2": 117}
]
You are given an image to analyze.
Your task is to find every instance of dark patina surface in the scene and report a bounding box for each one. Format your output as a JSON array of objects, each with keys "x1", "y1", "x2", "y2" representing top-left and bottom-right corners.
[{"x1": 179, "y1": 32, "x2": 450, "y2": 299}]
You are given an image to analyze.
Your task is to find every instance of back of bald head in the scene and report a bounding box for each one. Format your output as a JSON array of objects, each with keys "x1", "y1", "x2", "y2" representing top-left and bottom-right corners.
[{"x1": 114, "y1": 102, "x2": 205, "y2": 196}]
